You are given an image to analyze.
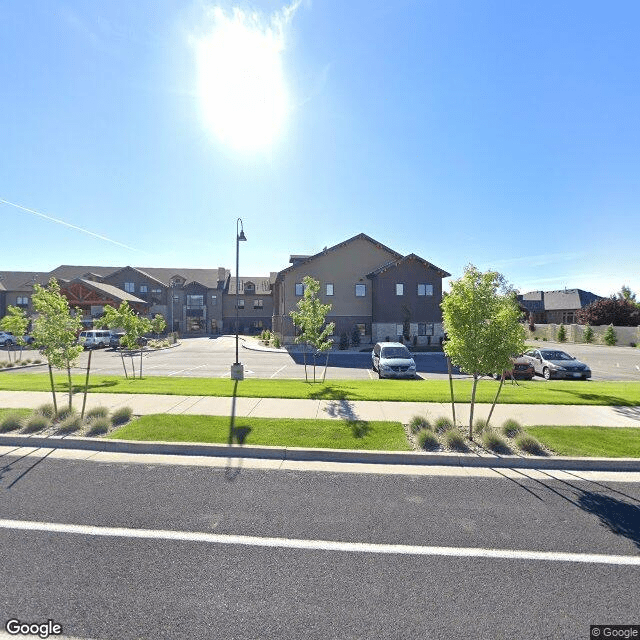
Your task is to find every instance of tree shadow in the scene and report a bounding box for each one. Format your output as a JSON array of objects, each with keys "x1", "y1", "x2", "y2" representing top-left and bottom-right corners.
[
  {"x1": 324, "y1": 399, "x2": 358, "y2": 421},
  {"x1": 611, "y1": 405, "x2": 640, "y2": 421},
  {"x1": 1, "y1": 448, "x2": 54, "y2": 489},
  {"x1": 308, "y1": 385, "x2": 348, "y2": 401},
  {"x1": 547, "y1": 387, "x2": 635, "y2": 406},
  {"x1": 349, "y1": 420, "x2": 371, "y2": 438}
]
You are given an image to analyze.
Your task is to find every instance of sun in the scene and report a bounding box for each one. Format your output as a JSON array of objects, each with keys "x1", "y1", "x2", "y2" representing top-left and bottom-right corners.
[{"x1": 194, "y1": 7, "x2": 292, "y2": 153}]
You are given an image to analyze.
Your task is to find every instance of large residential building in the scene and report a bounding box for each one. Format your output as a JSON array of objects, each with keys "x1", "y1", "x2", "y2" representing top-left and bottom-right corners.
[{"x1": 272, "y1": 233, "x2": 450, "y2": 345}]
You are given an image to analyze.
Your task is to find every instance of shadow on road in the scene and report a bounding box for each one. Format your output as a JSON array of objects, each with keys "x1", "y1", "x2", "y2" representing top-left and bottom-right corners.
[{"x1": 1, "y1": 448, "x2": 54, "y2": 489}]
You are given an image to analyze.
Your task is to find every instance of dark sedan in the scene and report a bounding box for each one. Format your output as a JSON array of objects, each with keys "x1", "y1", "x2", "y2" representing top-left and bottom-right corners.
[{"x1": 522, "y1": 348, "x2": 591, "y2": 380}]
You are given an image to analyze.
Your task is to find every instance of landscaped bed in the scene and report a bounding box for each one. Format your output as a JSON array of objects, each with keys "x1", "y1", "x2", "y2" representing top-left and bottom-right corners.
[{"x1": 1, "y1": 374, "x2": 639, "y2": 405}]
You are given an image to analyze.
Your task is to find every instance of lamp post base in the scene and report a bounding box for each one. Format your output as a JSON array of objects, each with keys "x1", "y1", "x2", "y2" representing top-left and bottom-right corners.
[{"x1": 230, "y1": 363, "x2": 244, "y2": 381}]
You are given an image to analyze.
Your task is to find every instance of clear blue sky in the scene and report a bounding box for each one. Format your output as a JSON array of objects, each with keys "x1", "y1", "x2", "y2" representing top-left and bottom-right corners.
[{"x1": 2, "y1": 0, "x2": 638, "y2": 297}]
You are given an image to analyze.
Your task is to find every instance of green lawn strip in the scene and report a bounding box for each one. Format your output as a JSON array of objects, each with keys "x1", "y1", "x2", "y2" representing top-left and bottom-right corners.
[
  {"x1": 106, "y1": 414, "x2": 411, "y2": 451},
  {"x1": 526, "y1": 426, "x2": 640, "y2": 458},
  {"x1": 1, "y1": 374, "x2": 639, "y2": 405},
  {"x1": 0, "y1": 408, "x2": 31, "y2": 419}
]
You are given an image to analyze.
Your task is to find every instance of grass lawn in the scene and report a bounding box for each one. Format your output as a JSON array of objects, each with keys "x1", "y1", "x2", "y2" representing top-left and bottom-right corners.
[
  {"x1": 527, "y1": 426, "x2": 640, "y2": 458},
  {"x1": 107, "y1": 414, "x2": 411, "y2": 451},
  {"x1": 1, "y1": 373, "x2": 640, "y2": 406}
]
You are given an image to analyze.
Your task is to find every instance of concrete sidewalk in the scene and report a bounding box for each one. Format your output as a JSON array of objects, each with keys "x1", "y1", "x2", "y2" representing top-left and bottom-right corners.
[{"x1": 1, "y1": 390, "x2": 639, "y2": 427}]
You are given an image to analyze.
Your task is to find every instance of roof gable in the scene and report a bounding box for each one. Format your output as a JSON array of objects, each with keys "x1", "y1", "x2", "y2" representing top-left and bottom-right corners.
[{"x1": 366, "y1": 253, "x2": 451, "y2": 279}]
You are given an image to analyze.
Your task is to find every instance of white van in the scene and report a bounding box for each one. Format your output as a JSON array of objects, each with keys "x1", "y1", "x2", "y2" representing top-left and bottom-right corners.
[{"x1": 77, "y1": 330, "x2": 112, "y2": 349}]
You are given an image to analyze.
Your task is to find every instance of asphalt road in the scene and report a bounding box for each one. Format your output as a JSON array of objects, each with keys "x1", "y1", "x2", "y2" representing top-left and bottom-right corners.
[
  {"x1": 1, "y1": 453, "x2": 639, "y2": 639},
  {"x1": 4, "y1": 336, "x2": 640, "y2": 381}
]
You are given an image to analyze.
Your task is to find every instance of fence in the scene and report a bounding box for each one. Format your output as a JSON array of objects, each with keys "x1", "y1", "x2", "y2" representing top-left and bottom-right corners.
[{"x1": 526, "y1": 323, "x2": 640, "y2": 347}]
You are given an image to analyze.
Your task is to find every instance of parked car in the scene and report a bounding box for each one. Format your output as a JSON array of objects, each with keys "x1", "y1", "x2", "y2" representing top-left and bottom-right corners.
[
  {"x1": 77, "y1": 330, "x2": 112, "y2": 349},
  {"x1": 0, "y1": 331, "x2": 17, "y2": 346},
  {"x1": 494, "y1": 356, "x2": 535, "y2": 381},
  {"x1": 372, "y1": 342, "x2": 417, "y2": 379},
  {"x1": 522, "y1": 348, "x2": 591, "y2": 380},
  {"x1": 110, "y1": 333, "x2": 148, "y2": 349}
]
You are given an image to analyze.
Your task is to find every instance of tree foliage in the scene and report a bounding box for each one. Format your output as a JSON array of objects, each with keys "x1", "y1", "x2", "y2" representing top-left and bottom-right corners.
[
  {"x1": 0, "y1": 305, "x2": 29, "y2": 361},
  {"x1": 577, "y1": 297, "x2": 640, "y2": 327},
  {"x1": 150, "y1": 314, "x2": 167, "y2": 337},
  {"x1": 441, "y1": 265, "x2": 525, "y2": 438},
  {"x1": 289, "y1": 276, "x2": 335, "y2": 382}
]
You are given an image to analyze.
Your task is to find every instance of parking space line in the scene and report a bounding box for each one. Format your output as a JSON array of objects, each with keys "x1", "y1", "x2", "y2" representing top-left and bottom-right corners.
[{"x1": 270, "y1": 365, "x2": 287, "y2": 379}]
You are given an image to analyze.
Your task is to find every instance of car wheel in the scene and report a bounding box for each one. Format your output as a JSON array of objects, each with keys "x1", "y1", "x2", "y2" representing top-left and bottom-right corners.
[
  {"x1": 543, "y1": 367, "x2": 551, "y2": 380},
  {"x1": 3, "y1": 340, "x2": 10, "y2": 347}
]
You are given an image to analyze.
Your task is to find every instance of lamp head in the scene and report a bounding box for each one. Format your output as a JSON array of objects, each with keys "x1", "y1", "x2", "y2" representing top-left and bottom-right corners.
[{"x1": 238, "y1": 230, "x2": 247, "y2": 242}]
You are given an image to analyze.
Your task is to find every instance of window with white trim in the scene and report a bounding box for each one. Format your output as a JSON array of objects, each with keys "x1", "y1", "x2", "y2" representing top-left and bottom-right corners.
[
  {"x1": 124, "y1": 282, "x2": 135, "y2": 293},
  {"x1": 355, "y1": 284, "x2": 366, "y2": 297},
  {"x1": 326, "y1": 283, "x2": 334, "y2": 296},
  {"x1": 417, "y1": 283, "x2": 433, "y2": 296},
  {"x1": 295, "y1": 283, "x2": 304, "y2": 296},
  {"x1": 396, "y1": 283, "x2": 404, "y2": 296}
]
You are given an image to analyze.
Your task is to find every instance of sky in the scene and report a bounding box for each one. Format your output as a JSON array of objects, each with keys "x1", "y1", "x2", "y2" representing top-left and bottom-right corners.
[{"x1": 1, "y1": 0, "x2": 639, "y2": 297}]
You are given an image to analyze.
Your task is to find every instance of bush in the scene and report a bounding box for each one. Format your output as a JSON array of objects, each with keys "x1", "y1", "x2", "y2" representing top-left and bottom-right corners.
[
  {"x1": 22, "y1": 414, "x2": 49, "y2": 433},
  {"x1": 583, "y1": 325, "x2": 594, "y2": 344},
  {"x1": 350, "y1": 326, "x2": 361, "y2": 348},
  {"x1": 56, "y1": 406, "x2": 76, "y2": 421},
  {"x1": 418, "y1": 430, "x2": 440, "y2": 451},
  {"x1": 409, "y1": 415, "x2": 431, "y2": 434},
  {"x1": 516, "y1": 434, "x2": 546, "y2": 456},
  {"x1": 473, "y1": 418, "x2": 488, "y2": 434},
  {"x1": 86, "y1": 417, "x2": 110, "y2": 436},
  {"x1": 111, "y1": 406, "x2": 133, "y2": 426},
  {"x1": 482, "y1": 431, "x2": 512, "y2": 454},
  {"x1": 34, "y1": 403, "x2": 55, "y2": 419},
  {"x1": 58, "y1": 415, "x2": 82, "y2": 434},
  {"x1": 0, "y1": 411, "x2": 25, "y2": 432},
  {"x1": 502, "y1": 419, "x2": 522, "y2": 438},
  {"x1": 339, "y1": 332, "x2": 349, "y2": 350},
  {"x1": 85, "y1": 406, "x2": 109, "y2": 422},
  {"x1": 445, "y1": 430, "x2": 467, "y2": 451},
  {"x1": 557, "y1": 324, "x2": 567, "y2": 343},
  {"x1": 434, "y1": 416, "x2": 453, "y2": 433},
  {"x1": 603, "y1": 325, "x2": 617, "y2": 346}
]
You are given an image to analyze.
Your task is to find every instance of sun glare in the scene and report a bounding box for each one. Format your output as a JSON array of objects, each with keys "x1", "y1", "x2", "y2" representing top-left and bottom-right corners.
[{"x1": 195, "y1": 5, "x2": 295, "y2": 153}]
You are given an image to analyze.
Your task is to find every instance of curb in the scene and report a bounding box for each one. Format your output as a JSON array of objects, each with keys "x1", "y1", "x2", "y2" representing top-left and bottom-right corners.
[{"x1": 1, "y1": 434, "x2": 638, "y2": 472}]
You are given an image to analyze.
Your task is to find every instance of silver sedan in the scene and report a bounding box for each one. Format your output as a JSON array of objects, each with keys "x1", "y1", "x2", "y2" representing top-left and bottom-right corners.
[{"x1": 522, "y1": 348, "x2": 591, "y2": 380}]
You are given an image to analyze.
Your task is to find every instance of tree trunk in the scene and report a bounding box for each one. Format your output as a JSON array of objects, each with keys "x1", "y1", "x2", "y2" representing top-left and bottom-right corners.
[
  {"x1": 81, "y1": 349, "x2": 92, "y2": 420},
  {"x1": 139, "y1": 345, "x2": 143, "y2": 379},
  {"x1": 468, "y1": 374, "x2": 479, "y2": 440},
  {"x1": 120, "y1": 350, "x2": 128, "y2": 379},
  {"x1": 302, "y1": 344, "x2": 308, "y2": 382},
  {"x1": 312, "y1": 351, "x2": 317, "y2": 383},
  {"x1": 66, "y1": 363, "x2": 73, "y2": 410},
  {"x1": 321, "y1": 350, "x2": 330, "y2": 383},
  {"x1": 48, "y1": 363, "x2": 58, "y2": 415},
  {"x1": 447, "y1": 356, "x2": 456, "y2": 426},
  {"x1": 486, "y1": 374, "x2": 505, "y2": 427}
]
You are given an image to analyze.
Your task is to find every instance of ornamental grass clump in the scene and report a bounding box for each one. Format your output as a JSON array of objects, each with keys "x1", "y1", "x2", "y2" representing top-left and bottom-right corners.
[
  {"x1": 111, "y1": 406, "x2": 133, "y2": 426},
  {"x1": 85, "y1": 406, "x2": 109, "y2": 422},
  {"x1": 445, "y1": 430, "x2": 468, "y2": 452},
  {"x1": 22, "y1": 414, "x2": 49, "y2": 434},
  {"x1": 86, "y1": 417, "x2": 110, "y2": 436},
  {"x1": 482, "y1": 431, "x2": 512, "y2": 455},
  {"x1": 473, "y1": 418, "x2": 489, "y2": 435},
  {"x1": 418, "y1": 430, "x2": 440, "y2": 451},
  {"x1": 34, "y1": 403, "x2": 55, "y2": 419},
  {"x1": 56, "y1": 406, "x2": 76, "y2": 421},
  {"x1": 502, "y1": 419, "x2": 522, "y2": 438},
  {"x1": 58, "y1": 414, "x2": 82, "y2": 434},
  {"x1": 409, "y1": 415, "x2": 431, "y2": 434},
  {"x1": 433, "y1": 416, "x2": 454, "y2": 434},
  {"x1": 0, "y1": 411, "x2": 24, "y2": 432},
  {"x1": 516, "y1": 434, "x2": 546, "y2": 456}
]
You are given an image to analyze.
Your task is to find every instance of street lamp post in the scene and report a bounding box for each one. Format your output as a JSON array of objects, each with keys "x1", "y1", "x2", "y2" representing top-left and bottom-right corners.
[{"x1": 231, "y1": 218, "x2": 247, "y2": 380}]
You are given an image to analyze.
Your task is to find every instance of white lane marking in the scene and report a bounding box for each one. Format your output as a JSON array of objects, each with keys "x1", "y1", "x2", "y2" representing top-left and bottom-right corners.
[
  {"x1": 167, "y1": 364, "x2": 207, "y2": 377},
  {"x1": 270, "y1": 365, "x2": 287, "y2": 379},
  {"x1": 1, "y1": 519, "x2": 638, "y2": 566}
]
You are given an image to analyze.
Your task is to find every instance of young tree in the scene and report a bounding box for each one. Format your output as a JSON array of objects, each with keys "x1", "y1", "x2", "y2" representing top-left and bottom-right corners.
[
  {"x1": 31, "y1": 278, "x2": 84, "y2": 412},
  {"x1": 557, "y1": 324, "x2": 567, "y2": 343},
  {"x1": 96, "y1": 302, "x2": 152, "y2": 378},
  {"x1": 441, "y1": 265, "x2": 525, "y2": 439},
  {"x1": 150, "y1": 314, "x2": 167, "y2": 339},
  {"x1": 0, "y1": 305, "x2": 29, "y2": 363},
  {"x1": 289, "y1": 276, "x2": 335, "y2": 383}
]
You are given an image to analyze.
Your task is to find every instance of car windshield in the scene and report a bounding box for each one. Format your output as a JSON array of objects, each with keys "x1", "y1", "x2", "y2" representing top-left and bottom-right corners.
[
  {"x1": 381, "y1": 347, "x2": 411, "y2": 359},
  {"x1": 541, "y1": 350, "x2": 573, "y2": 361}
]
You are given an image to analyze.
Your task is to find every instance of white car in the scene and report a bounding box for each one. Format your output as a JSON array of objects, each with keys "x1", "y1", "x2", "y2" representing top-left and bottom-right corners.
[{"x1": 372, "y1": 342, "x2": 417, "y2": 379}]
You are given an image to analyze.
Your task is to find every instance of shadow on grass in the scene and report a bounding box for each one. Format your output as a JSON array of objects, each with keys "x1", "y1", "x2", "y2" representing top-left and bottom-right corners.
[
  {"x1": 349, "y1": 420, "x2": 371, "y2": 438},
  {"x1": 226, "y1": 380, "x2": 251, "y2": 481},
  {"x1": 66, "y1": 380, "x2": 119, "y2": 393},
  {"x1": 308, "y1": 385, "x2": 348, "y2": 401},
  {"x1": 548, "y1": 387, "x2": 636, "y2": 406}
]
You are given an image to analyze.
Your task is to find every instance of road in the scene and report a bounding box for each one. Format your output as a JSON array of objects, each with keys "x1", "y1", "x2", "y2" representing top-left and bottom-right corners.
[
  {"x1": 4, "y1": 336, "x2": 640, "y2": 381},
  {"x1": 1, "y1": 451, "x2": 639, "y2": 639}
]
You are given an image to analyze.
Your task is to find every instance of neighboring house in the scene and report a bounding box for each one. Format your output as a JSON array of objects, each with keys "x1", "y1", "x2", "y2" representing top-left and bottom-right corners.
[
  {"x1": 272, "y1": 233, "x2": 450, "y2": 345},
  {"x1": 224, "y1": 276, "x2": 276, "y2": 334},
  {"x1": 0, "y1": 271, "x2": 51, "y2": 322},
  {"x1": 519, "y1": 289, "x2": 603, "y2": 324}
]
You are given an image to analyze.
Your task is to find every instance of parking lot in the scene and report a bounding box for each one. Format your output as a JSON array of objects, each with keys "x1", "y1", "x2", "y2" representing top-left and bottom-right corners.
[{"x1": 3, "y1": 336, "x2": 640, "y2": 381}]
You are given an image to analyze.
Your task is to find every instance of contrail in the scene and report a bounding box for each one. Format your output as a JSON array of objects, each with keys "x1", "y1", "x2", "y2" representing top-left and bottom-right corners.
[{"x1": 0, "y1": 198, "x2": 138, "y2": 251}]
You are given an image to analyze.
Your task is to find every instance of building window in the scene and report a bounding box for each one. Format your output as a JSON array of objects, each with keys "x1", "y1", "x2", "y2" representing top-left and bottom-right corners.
[
  {"x1": 253, "y1": 299, "x2": 263, "y2": 309},
  {"x1": 396, "y1": 283, "x2": 404, "y2": 296},
  {"x1": 418, "y1": 323, "x2": 434, "y2": 336},
  {"x1": 252, "y1": 320, "x2": 263, "y2": 329},
  {"x1": 237, "y1": 299, "x2": 245, "y2": 309},
  {"x1": 124, "y1": 282, "x2": 135, "y2": 293},
  {"x1": 211, "y1": 294, "x2": 217, "y2": 306},
  {"x1": 356, "y1": 323, "x2": 366, "y2": 336},
  {"x1": 16, "y1": 296, "x2": 29, "y2": 306},
  {"x1": 140, "y1": 285, "x2": 148, "y2": 294},
  {"x1": 326, "y1": 283, "x2": 334, "y2": 296},
  {"x1": 187, "y1": 295, "x2": 204, "y2": 307},
  {"x1": 245, "y1": 283, "x2": 255, "y2": 293},
  {"x1": 152, "y1": 288, "x2": 161, "y2": 294},
  {"x1": 417, "y1": 284, "x2": 433, "y2": 296},
  {"x1": 396, "y1": 324, "x2": 403, "y2": 336},
  {"x1": 355, "y1": 284, "x2": 366, "y2": 297},
  {"x1": 295, "y1": 283, "x2": 304, "y2": 296}
]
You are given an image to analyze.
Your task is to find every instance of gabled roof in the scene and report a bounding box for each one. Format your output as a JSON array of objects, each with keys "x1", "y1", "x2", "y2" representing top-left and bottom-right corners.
[
  {"x1": 366, "y1": 253, "x2": 451, "y2": 279},
  {"x1": 228, "y1": 277, "x2": 273, "y2": 295},
  {"x1": 72, "y1": 279, "x2": 147, "y2": 304},
  {"x1": 106, "y1": 266, "x2": 167, "y2": 288},
  {"x1": 276, "y1": 233, "x2": 403, "y2": 278},
  {"x1": 50, "y1": 265, "x2": 119, "y2": 281},
  {"x1": 519, "y1": 289, "x2": 602, "y2": 311},
  {"x1": 0, "y1": 271, "x2": 51, "y2": 290},
  {"x1": 135, "y1": 267, "x2": 229, "y2": 290}
]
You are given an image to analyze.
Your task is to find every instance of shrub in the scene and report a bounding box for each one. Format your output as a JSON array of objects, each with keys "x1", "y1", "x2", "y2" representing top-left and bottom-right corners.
[
  {"x1": 433, "y1": 416, "x2": 453, "y2": 433},
  {"x1": 516, "y1": 434, "x2": 546, "y2": 456},
  {"x1": 350, "y1": 326, "x2": 361, "y2": 347},
  {"x1": 445, "y1": 430, "x2": 467, "y2": 451},
  {"x1": 272, "y1": 336, "x2": 281, "y2": 349},
  {"x1": 0, "y1": 411, "x2": 25, "y2": 432},
  {"x1": 557, "y1": 324, "x2": 567, "y2": 343},
  {"x1": 409, "y1": 415, "x2": 431, "y2": 433},
  {"x1": 339, "y1": 332, "x2": 349, "y2": 350},
  {"x1": 34, "y1": 403, "x2": 55, "y2": 419},
  {"x1": 111, "y1": 406, "x2": 133, "y2": 426},
  {"x1": 58, "y1": 415, "x2": 82, "y2": 434},
  {"x1": 33, "y1": 359, "x2": 42, "y2": 364},
  {"x1": 583, "y1": 325, "x2": 594, "y2": 344},
  {"x1": 86, "y1": 417, "x2": 110, "y2": 436},
  {"x1": 56, "y1": 406, "x2": 76, "y2": 421},
  {"x1": 418, "y1": 430, "x2": 439, "y2": 451},
  {"x1": 85, "y1": 406, "x2": 109, "y2": 422},
  {"x1": 603, "y1": 325, "x2": 617, "y2": 346},
  {"x1": 5, "y1": 362, "x2": 14, "y2": 368},
  {"x1": 482, "y1": 431, "x2": 511, "y2": 454},
  {"x1": 473, "y1": 418, "x2": 488, "y2": 434},
  {"x1": 502, "y1": 419, "x2": 522, "y2": 438},
  {"x1": 22, "y1": 414, "x2": 49, "y2": 433}
]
